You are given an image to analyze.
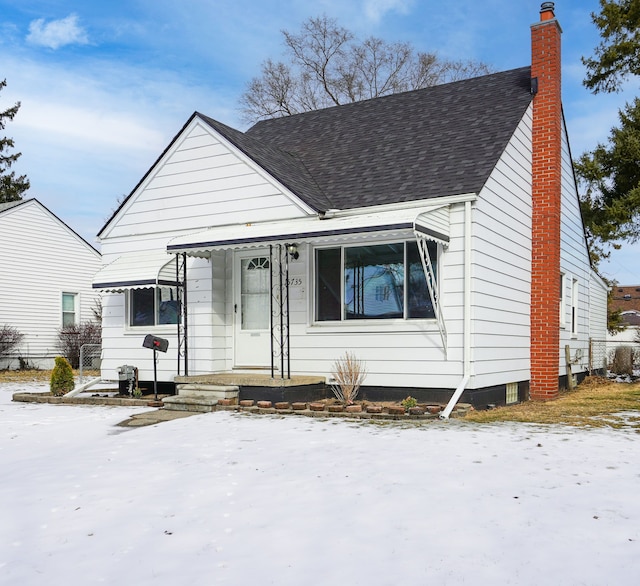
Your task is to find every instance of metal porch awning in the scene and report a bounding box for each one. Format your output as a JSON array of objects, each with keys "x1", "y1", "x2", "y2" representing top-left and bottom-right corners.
[
  {"x1": 92, "y1": 250, "x2": 180, "y2": 292},
  {"x1": 414, "y1": 208, "x2": 449, "y2": 356},
  {"x1": 167, "y1": 206, "x2": 450, "y2": 255}
]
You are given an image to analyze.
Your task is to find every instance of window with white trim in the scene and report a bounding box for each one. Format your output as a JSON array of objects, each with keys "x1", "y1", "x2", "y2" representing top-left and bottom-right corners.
[
  {"x1": 129, "y1": 287, "x2": 178, "y2": 327},
  {"x1": 62, "y1": 292, "x2": 78, "y2": 327},
  {"x1": 314, "y1": 240, "x2": 437, "y2": 321},
  {"x1": 559, "y1": 273, "x2": 566, "y2": 327},
  {"x1": 571, "y1": 278, "x2": 579, "y2": 335}
]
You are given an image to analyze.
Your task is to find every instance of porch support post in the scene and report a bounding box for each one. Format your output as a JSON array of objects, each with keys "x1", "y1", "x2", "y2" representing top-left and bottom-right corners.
[
  {"x1": 270, "y1": 245, "x2": 275, "y2": 378},
  {"x1": 182, "y1": 252, "x2": 188, "y2": 375},
  {"x1": 279, "y1": 244, "x2": 285, "y2": 378},
  {"x1": 176, "y1": 252, "x2": 188, "y2": 376},
  {"x1": 285, "y1": 247, "x2": 291, "y2": 379}
]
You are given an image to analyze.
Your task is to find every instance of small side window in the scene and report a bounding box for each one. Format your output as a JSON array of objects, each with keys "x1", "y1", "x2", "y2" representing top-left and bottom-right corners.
[
  {"x1": 62, "y1": 293, "x2": 77, "y2": 327},
  {"x1": 129, "y1": 287, "x2": 178, "y2": 327},
  {"x1": 571, "y1": 278, "x2": 579, "y2": 336}
]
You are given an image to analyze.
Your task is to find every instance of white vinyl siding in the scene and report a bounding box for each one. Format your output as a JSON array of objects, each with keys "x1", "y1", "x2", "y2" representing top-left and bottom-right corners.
[
  {"x1": 98, "y1": 115, "x2": 313, "y2": 381},
  {"x1": 467, "y1": 105, "x2": 533, "y2": 388},
  {"x1": 97, "y1": 108, "x2": 600, "y2": 391},
  {"x1": 0, "y1": 200, "x2": 102, "y2": 368},
  {"x1": 101, "y1": 120, "x2": 312, "y2": 239},
  {"x1": 589, "y1": 271, "x2": 608, "y2": 343},
  {"x1": 559, "y1": 119, "x2": 591, "y2": 376}
]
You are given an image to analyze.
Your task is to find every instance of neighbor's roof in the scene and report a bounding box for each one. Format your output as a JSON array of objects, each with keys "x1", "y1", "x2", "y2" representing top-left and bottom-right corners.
[
  {"x1": 610, "y1": 286, "x2": 640, "y2": 314},
  {"x1": 0, "y1": 200, "x2": 25, "y2": 214}
]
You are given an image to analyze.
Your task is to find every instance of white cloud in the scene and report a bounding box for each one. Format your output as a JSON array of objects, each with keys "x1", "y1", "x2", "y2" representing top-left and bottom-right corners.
[
  {"x1": 363, "y1": 0, "x2": 414, "y2": 23},
  {"x1": 27, "y1": 14, "x2": 89, "y2": 50}
]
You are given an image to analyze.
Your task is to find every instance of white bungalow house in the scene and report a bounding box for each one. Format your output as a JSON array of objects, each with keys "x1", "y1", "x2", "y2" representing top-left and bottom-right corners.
[
  {"x1": 93, "y1": 3, "x2": 608, "y2": 407},
  {"x1": 0, "y1": 198, "x2": 102, "y2": 369}
]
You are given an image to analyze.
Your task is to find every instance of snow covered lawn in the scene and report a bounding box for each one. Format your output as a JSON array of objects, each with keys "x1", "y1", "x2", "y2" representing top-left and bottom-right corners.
[{"x1": 1, "y1": 381, "x2": 639, "y2": 585}]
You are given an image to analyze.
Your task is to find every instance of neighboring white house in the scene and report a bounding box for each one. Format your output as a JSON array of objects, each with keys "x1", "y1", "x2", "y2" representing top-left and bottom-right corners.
[
  {"x1": 0, "y1": 198, "x2": 102, "y2": 369},
  {"x1": 93, "y1": 4, "x2": 608, "y2": 407}
]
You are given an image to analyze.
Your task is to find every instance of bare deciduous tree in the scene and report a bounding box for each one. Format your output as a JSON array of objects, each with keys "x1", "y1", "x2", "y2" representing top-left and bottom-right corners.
[{"x1": 241, "y1": 15, "x2": 492, "y2": 123}]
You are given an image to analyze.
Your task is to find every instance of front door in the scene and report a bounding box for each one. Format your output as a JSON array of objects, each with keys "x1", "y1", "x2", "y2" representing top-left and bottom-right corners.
[{"x1": 234, "y1": 251, "x2": 272, "y2": 368}]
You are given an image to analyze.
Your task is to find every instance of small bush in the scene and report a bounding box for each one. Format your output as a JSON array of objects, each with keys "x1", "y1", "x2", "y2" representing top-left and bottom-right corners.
[
  {"x1": 50, "y1": 356, "x2": 75, "y2": 396},
  {"x1": 401, "y1": 396, "x2": 418, "y2": 410},
  {"x1": 57, "y1": 321, "x2": 101, "y2": 369},
  {"x1": 0, "y1": 324, "x2": 24, "y2": 357},
  {"x1": 330, "y1": 351, "x2": 367, "y2": 405}
]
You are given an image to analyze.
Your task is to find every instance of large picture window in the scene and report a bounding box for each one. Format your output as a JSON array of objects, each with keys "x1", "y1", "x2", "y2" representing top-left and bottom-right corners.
[
  {"x1": 315, "y1": 241, "x2": 437, "y2": 322},
  {"x1": 129, "y1": 287, "x2": 179, "y2": 327}
]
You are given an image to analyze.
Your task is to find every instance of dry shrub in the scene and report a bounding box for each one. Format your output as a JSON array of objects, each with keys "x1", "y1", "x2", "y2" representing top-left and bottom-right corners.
[
  {"x1": 0, "y1": 325, "x2": 24, "y2": 357},
  {"x1": 330, "y1": 351, "x2": 367, "y2": 405},
  {"x1": 57, "y1": 322, "x2": 101, "y2": 369}
]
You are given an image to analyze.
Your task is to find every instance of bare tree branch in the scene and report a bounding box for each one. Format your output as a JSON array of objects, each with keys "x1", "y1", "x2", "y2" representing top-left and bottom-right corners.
[{"x1": 241, "y1": 15, "x2": 492, "y2": 123}]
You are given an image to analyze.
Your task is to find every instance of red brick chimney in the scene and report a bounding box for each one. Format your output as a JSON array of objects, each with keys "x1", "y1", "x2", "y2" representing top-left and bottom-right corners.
[{"x1": 530, "y1": 2, "x2": 562, "y2": 401}]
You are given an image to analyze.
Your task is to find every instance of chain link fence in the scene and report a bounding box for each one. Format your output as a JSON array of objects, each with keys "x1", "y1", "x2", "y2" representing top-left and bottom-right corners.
[
  {"x1": 589, "y1": 338, "x2": 640, "y2": 376},
  {"x1": 79, "y1": 344, "x2": 102, "y2": 384}
]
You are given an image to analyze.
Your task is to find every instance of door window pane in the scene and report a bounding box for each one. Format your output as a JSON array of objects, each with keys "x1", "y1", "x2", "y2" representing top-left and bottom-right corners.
[{"x1": 241, "y1": 257, "x2": 270, "y2": 330}]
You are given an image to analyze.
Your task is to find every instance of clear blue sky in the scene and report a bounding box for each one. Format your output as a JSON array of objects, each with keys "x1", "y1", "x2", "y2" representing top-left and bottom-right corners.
[{"x1": 0, "y1": 0, "x2": 638, "y2": 283}]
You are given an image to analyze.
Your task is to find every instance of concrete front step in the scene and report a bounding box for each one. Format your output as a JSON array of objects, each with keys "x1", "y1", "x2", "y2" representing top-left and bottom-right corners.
[
  {"x1": 176, "y1": 384, "x2": 239, "y2": 400},
  {"x1": 162, "y1": 395, "x2": 220, "y2": 413}
]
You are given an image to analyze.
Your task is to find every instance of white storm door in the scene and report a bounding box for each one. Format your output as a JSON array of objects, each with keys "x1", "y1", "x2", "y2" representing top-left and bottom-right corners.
[{"x1": 234, "y1": 251, "x2": 272, "y2": 367}]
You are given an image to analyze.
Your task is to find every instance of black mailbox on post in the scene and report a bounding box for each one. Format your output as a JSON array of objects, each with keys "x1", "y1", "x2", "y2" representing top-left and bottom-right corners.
[
  {"x1": 143, "y1": 334, "x2": 169, "y2": 400},
  {"x1": 143, "y1": 334, "x2": 169, "y2": 353}
]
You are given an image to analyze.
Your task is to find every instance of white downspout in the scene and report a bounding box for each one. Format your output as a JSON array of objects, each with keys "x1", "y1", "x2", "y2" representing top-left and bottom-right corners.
[
  {"x1": 64, "y1": 377, "x2": 103, "y2": 398},
  {"x1": 441, "y1": 200, "x2": 472, "y2": 419}
]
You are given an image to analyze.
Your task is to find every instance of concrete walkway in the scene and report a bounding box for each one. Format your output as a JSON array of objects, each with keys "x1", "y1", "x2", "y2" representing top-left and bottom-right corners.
[{"x1": 116, "y1": 408, "x2": 201, "y2": 427}]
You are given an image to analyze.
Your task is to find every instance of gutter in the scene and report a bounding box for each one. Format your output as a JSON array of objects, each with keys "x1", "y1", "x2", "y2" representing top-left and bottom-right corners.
[{"x1": 441, "y1": 200, "x2": 473, "y2": 419}]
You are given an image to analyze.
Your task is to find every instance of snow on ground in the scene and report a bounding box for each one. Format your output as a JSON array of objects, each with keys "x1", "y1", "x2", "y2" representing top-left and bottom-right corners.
[{"x1": 1, "y1": 381, "x2": 639, "y2": 586}]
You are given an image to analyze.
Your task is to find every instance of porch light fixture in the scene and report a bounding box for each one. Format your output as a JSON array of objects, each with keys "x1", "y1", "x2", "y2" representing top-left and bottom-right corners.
[{"x1": 286, "y1": 243, "x2": 299, "y2": 260}]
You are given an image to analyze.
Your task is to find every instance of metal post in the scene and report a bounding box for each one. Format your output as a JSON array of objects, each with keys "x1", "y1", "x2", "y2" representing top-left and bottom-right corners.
[
  {"x1": 153, "y1": 348, "x2": 158, "y2": 401},
  {"x1": 269, "y1": 245, "x2": 275, "y2": 379},
  {"x1": 182, "y1": 252, "x2": 188, "y2": 376},
  {"x1": 285, "y1": 246, "x2": 291, "y2": 379},
  {"x1": 279, "y1": 245, "x2": 285, "y2": 378}
]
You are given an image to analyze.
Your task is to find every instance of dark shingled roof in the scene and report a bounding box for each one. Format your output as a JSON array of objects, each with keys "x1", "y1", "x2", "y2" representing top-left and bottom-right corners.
[{"x1": 215, "y1": 66, "x2": 533, "y2": 212}]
